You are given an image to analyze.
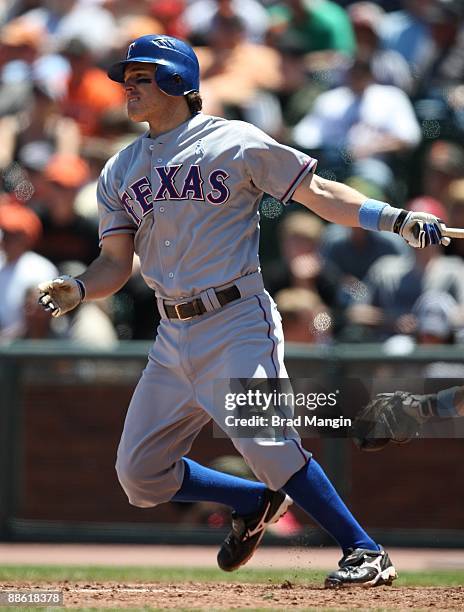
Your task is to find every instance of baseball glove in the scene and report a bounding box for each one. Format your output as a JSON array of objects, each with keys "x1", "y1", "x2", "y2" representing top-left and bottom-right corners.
[{"x1": 352, "y1": 391, "x2": 436, "y2": 451}]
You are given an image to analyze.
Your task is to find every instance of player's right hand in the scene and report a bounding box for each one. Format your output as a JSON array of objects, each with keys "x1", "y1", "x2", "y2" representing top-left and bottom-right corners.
[
  {"x1": 38, "y1": 275, "x2": 84, "y2": 318},
  {"x1": 396, "y1": 211, "x2": 450, "y2": 248}
]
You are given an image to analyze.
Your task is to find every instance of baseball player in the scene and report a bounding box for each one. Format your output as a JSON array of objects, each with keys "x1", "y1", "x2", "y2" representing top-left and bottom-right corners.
[
  {"x1": 354, "y1": 385, "x2": 464, "y2": 451},
  {"x1": 37, "y1": 35, "x2": 451, "y2": 588}
]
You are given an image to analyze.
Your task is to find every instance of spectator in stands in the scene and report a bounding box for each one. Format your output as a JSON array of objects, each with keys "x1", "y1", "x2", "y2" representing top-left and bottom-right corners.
[
  {"x1": 73, "y1": 138, "x2": 120, "y2": 222},
  {"x1": 349, "y1": 157, "x2": 400, "y2": 202},
  {"x1": 279, "y1": 212, "x2": 325, "y2": 288},
  {"x1": 114, "y1": 13, "x2": 165, "y2": 50},
  {"x1": 381, "y1": 0, "x2": 464, "y2": 97},
  {"x1": 0, "y1": 49, "x2": 80, "y2": 198},
  {"x1": 265, "y1": 210, "x2": 341, "y2": 309},
  {"x1": 0, "y1": 15, "x2": 43, "y2": 70},
  {"x1": 0, "y1": 199, "x2": 57, "y2": 339},
  {"x1": 446, "y1": 179, "x2": 464, "y2": 259},
  {"x1": 105, "y1": 0, "x2": 161, "y2": 20},
  {"x1": 414, "y1": 291, "x2": 464, "y2": 378},
  {"x1": 19, "y1": 0, "x2": 118, "y2": 58},
  {"x1": 267, "y1": 0, "x2": 355, "y2": 59},
  {"x1": 0, "y1": 17, "x2": 45, "y2": 117},
  {"x1": 362, "y1": 197, "x2": 464, "y2": 340},
  {"x1": 15, "y1": 141, "x2": 54, "y2": 207},
  {"x1": 275, "y1": 286, "x2": 333, "y2": 344},
  {"x1": 59, "y1": 38, "x2": 125, "y2": 137},
  {"x1": 270, "y1": 34, "x2": 325, "y2": 133},
  {"x1": 34, "y1": 153, "x2": 100, "y2": 267},
  {"x1": 421, "y1": 140, "x2": 464, "y2": 203},
  {"x1": 380, "y1": 0, "x2": 434, "y2": 72},
  {"x1": 195, "y1": 13, "x2": 283, "y2": 133},
  {"x1": 413, "y1": 290, "x2": 459, "y2": 345},
  {"x1": 149, "y1": 0, "x2": 187, "y2": 38},
  {"x1": 291, "y1": 55, "x2": 421, "y2": 177},
  {"x1": 0, "y1": 78, "x2": 79, "y2": 175},
  {"x1": 380, "y1": 1, "x2": 464, "y2": 138},
  {"x1": 184, "y1": 0, "x2": 270, "y2": 44},
  {"x1": 413, "y1": 1, "x2": 463, "y2": 95},
  {"x1": 381, "y1": 290, "x2": 464, "y2": 379},
  {"x1": 347, "y1": 1, "x2": 413, "y2": 93}
]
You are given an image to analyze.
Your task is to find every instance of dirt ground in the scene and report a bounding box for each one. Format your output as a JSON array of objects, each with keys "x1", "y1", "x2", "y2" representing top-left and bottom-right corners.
[
  {"x1": 1, "y1": 581, "x2": 463, "y2": 610},
  {"x1": 1, "y1": 546, "x2": 463, "y2": 609},
  {"x1": 1, "y1": 544, "x2": 463, "y2": 570}
]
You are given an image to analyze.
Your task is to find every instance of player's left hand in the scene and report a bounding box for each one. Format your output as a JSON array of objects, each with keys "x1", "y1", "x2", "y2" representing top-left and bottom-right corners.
[
  {"x1": 396, "y1": 212, "x2": 450, "y2": 248},
  {"x1": 37, "y1": 275, "x2": 84, "y2": 318},
  {"x1": 352, "y1": 391, "x2": 435, "y2": 451}
]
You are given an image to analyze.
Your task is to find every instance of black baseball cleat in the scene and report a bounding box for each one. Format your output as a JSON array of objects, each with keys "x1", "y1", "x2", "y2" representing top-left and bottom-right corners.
[
  {"x1": 217, "y1": 489, "x2": 292, "y2": 572},
  {"x1": 324, "y1": 547, "x2": 397, "y2": 589}
]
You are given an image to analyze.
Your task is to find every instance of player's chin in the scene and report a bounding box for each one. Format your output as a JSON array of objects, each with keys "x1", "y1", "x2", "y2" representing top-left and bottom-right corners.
[{"x1": 126, "y1": 104, "x2": 147, "y2": 123}]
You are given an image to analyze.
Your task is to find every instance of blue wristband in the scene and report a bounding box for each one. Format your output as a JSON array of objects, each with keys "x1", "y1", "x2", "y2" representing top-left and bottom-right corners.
[
  {"x1": 358, "y1": 199, "x2": 389, "y2": 232},
  {"x1": 436, "y1": 386, "x2": 460, "y2": 418}
]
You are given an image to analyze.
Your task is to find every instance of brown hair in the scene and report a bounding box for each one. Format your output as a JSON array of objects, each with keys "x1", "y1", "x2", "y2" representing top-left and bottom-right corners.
[{"x1": 186, "y1": 91, "x2": 202, "y2": 115}]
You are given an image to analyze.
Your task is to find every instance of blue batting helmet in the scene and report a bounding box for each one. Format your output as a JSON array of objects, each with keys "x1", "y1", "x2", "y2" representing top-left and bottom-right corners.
[{"x1": 108, "y1": 34, "x2": 200, "y2": 96}]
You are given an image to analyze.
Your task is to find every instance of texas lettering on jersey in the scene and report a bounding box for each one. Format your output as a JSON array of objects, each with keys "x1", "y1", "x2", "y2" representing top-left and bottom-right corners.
[{"x1": 120, "y1": 164, "x2": 230, "y2": 224}]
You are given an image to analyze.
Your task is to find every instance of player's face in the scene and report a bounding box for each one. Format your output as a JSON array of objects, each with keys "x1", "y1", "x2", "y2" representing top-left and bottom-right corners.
[{"x1": 123, "y1": 63, "x2": 166, "y2": 122}]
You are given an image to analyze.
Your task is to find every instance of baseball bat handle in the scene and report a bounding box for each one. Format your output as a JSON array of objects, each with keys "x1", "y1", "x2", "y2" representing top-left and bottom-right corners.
[{"x1": 443, "y1": 227, "x2": 464, "y2": 239}]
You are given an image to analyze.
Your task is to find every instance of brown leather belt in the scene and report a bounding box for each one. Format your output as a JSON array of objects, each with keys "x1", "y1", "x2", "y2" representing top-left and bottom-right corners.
[{"x1": 164, "y1": 285, "x2": 241, "y2": 320}]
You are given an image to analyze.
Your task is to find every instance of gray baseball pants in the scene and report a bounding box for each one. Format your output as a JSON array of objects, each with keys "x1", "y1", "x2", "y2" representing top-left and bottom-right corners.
[{"x1": 116, "y1": 273, "x2": 309, "y2": 507}]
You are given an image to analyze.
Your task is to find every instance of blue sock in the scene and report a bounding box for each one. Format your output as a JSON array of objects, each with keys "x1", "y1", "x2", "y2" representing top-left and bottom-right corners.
[
  {"x1": 172, "y1": 457, "x2": 267, "y2": 516},
  {"x1": 283, "y1": 459, "x2": 378, "y2": 553}
]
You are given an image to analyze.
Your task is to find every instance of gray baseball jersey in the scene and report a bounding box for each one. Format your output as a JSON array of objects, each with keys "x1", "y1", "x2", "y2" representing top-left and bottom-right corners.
[
  {"x1": 98, "y1": 113, "x2": 317, "y2": 505},
  {"x1": 97, "y1": 113, "x2": 317, "y2": 300}
]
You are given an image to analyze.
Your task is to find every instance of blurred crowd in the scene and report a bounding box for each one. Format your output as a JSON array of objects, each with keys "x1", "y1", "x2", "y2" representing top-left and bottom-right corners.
[{"x1": 1, "y1": 0, "x2": 464, "y2": 350}]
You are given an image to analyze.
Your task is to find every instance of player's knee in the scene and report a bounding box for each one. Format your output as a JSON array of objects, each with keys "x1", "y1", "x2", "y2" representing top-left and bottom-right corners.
[
  {"x1": 115, "y1": 454, "x2": 181, "y2": 508},
  {"x1": 115, "y1": 455, "x2": 152, "y2": 507},
  {"x1": 236, "y1": 438, "x2": 309, "y2": 491}
]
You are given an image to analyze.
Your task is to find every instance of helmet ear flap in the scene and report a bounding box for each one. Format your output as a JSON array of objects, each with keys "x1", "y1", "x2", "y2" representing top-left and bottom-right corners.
[{"x1": 155, "y1": 64, "x2": 186, "y2": 96}]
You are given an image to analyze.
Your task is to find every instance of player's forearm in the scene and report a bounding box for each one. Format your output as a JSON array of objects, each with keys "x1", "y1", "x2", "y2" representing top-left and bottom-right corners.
[
  {"x1": 293, "y1": 174, "x2": 365, "y2": 226},
  {"x1": 293, "y1": 173, "x2": 447, "y2": 249},
  {"x1": 76, "y1": 235, "x2": 134, "y2": 301},
  {"x1": 76, "y1": 253, "x2": 133, "y2": 301}
]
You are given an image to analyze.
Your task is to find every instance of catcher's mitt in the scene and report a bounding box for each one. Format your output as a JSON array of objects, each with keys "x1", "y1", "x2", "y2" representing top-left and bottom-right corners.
[{"x1": 352, "y1": 391, "x2": 436, "y2": 451}]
